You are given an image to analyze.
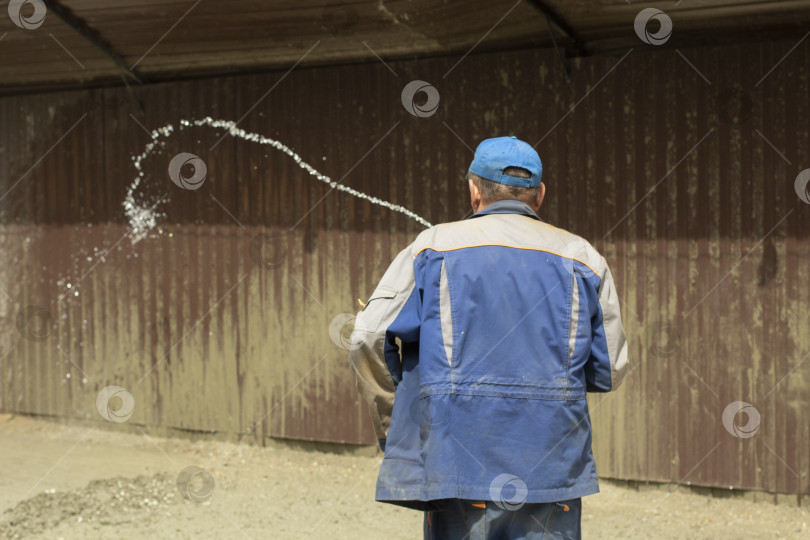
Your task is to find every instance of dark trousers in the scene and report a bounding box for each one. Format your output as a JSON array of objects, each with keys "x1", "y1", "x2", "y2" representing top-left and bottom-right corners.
[{"x1": 424, "y1": 498, "x2": 581, "y2": 540}]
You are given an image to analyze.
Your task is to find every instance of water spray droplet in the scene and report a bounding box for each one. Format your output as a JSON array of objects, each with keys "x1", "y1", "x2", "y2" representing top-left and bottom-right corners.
[{"x1": 123, "y1": 117, "x2": 432, "y2": 245}]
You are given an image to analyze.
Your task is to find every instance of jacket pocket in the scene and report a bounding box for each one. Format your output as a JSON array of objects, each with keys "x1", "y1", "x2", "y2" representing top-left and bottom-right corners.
[{"x1": 355, "y1": 286, "x2": 398, "y2": 333}]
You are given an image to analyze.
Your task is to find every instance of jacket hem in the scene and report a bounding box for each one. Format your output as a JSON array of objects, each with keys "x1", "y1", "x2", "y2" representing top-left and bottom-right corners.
[{"x1": 376, "y1": 479, "x2": 600, "y2": 506}]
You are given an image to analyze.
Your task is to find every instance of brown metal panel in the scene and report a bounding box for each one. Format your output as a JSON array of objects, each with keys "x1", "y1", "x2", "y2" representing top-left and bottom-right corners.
[{"x1": 1, "y1": 39, "x2": 809, "y2": 494}]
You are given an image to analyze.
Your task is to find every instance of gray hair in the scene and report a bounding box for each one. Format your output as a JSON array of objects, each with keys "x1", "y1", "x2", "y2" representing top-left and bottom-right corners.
[{"x1": 466, "y1": 167, "x2": 539, "y2": 206}]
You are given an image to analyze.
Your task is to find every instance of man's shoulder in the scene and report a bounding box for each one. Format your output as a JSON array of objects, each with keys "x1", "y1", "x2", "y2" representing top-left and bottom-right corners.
[
  {"x1": 520, "y1": 219, "x2": 604, "y2": 275},
  {"x1": 409, "y1": 215, "x2": 605, "y2": 274}
]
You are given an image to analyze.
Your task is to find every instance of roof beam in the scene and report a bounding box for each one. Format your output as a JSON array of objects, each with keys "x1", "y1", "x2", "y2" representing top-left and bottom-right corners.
[
  {"x1": 44, "y1": 0, "x2": 144, "y2": 84},
  {"x1": 524, "y1": 0, "x2": 584, "y2": 54}
]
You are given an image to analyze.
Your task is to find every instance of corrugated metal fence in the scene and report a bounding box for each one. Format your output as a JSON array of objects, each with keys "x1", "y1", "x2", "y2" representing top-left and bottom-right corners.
[{"x1": 1, "y1": 40, "x2": 808, "y2": 496}]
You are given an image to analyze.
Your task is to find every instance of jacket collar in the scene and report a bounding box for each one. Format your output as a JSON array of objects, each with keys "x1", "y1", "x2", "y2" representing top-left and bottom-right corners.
[{"x1": 466, "y1": 199, "x2": 542, "y2": 221}]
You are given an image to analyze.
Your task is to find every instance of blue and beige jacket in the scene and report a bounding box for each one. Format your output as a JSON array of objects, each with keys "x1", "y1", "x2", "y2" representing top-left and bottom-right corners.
[{"x1": 350, "y1": 200, "x2": 628, "y2": 509}]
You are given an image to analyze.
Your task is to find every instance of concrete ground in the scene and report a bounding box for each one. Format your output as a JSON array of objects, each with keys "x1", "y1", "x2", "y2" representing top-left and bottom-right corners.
[{"x1": 0, "y1": 414, "x2": 806, "y2": 539}]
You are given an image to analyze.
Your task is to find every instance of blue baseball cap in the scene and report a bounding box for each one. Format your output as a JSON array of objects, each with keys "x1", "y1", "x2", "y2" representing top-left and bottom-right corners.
[{"x1": 468, "y1": 136, "x2": 543, "y2": 188}]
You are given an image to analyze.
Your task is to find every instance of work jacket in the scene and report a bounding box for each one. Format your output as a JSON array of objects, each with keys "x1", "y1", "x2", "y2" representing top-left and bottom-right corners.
[{"x1": 350, "y1": 200, "x2": 628, "y2": 509}]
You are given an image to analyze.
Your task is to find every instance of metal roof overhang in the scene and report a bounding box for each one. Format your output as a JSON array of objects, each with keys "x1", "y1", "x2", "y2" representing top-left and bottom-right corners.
[{"x1": 0, "y1": 0, "x2": 809, "y2": 94}]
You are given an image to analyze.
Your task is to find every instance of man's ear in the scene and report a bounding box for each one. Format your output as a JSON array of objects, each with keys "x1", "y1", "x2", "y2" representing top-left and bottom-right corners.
[
  {"x1": 532, "y1": 182, "x2": 546, "y2": 211},
  {"x1": 469, "y1": 178, "x2": 482, "y2": 212}
]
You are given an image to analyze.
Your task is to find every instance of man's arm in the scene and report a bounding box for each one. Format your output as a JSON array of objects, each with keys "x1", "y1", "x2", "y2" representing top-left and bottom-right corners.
[
  {"x1": 349, "y1": 246, "x2": 420, "y2": 449},
  {"x1": 585, "y1": 257, "x2": 629, "y2": 392}
]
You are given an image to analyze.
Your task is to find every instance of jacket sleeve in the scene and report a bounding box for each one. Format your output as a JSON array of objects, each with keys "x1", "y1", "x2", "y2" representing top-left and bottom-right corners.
[
  {"x1": 349, "y1": 245, "x2": 421, "y2": 449},
  {"x1": 585, "y1": 256, "x2": 629, "y2": 392}
]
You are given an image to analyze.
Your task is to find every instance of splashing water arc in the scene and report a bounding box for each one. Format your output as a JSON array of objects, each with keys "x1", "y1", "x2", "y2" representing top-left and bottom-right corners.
[{"x1": 124, "y1": 117, "x2": 433, "y2": 243}]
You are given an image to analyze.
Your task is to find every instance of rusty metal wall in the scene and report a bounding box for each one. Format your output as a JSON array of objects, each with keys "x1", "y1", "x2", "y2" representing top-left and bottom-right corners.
[{"x1": 0, "y1": 39, "x2": 808, "y2": 495}]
